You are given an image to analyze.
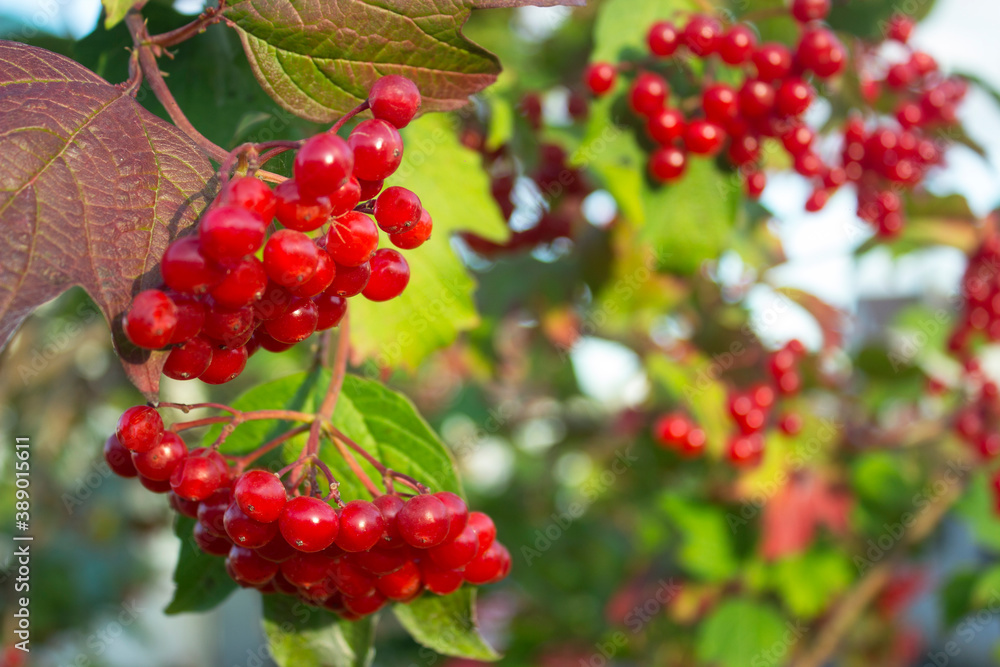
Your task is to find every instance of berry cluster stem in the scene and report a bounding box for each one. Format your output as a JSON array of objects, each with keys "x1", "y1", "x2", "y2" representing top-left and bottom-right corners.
[{"x1": 146, "y1": 1, "x2": 228, "y2": 48}]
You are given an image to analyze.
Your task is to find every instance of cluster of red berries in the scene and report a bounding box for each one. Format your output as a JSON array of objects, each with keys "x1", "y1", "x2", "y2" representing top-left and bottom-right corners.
[
  {"x1": 104, "y1": 405, "x2": 510, "y2": 618},
  {"x1": 652, "y1": 340, "x2": 807, "y2": 467},
  {"x1": 948, "y1": 236, "x2": 1000, "y2": 354},
  {"x1": 121, "y1": 76, "x2": 431, "y2": 384},
  {"x1": 582, "y1": 1, "x2": 966, "y2": 238}
]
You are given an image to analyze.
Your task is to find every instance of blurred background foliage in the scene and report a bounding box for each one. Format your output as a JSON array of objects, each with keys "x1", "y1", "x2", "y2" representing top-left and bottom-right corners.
[{"x1": 3, "y1": 0, "x2": 1000, "y2": 666}]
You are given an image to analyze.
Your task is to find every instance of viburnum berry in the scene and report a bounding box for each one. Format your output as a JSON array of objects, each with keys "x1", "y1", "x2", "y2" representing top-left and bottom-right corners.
[
  {"x1": 647, "y1": 108, "x2": 685, "y2": 144},
  {"x1": 132, "y1": 431, "x2": 188, "y2": 481},
  {"x1": 279, "y1": 496, "x2": 340, "y2": 552},
  {"x1": 273, "y1": 179, "x2": 333, "y2": 232},
  {"x1": 684, "y1": 120, "x2": 726, "y2": 155},
  {"x1": 198, "y1": 205, "x2": 267, "y2": 263},
  {"x1": 739, "y1": 79, "x2": 776, "y2": 117},
  {"x1": 194, "y1": 521, "x2": 233, "y2": 556},
  {"x1": 745, "y1": 171, "x2": 767, "y2": 199},
  {"x1": 374, "y1": 186, "x2": 422, "y2": 234},
  {"x1": 202, "y1": 304, "x2": 254, "y2": 347},
  {"x1": 797, "y1": 27, "x2": 846, "y2": 78},
  {"x1": 682, "y1": 14, "x2": 721, "y2": 57},
  {"x1": 220, "y1": 176, "x2": 276, "y2": 223},
  {"x1": 256, "y1": 533, "x2": 297, "y2": 563},
  {"x1": 728, "y1": 433, "x2": 765, "y2": 466},
  {"x1": 428, "y1": 523, "x2": 480, "y2": 569},
  {"x1": 390, "y1": 208, "x2": 432, "y2": 250},
  {"x1": 397, "y1": 494, "x2": 450, "y2": 548},
  {"x1": 584, "y1": 62, "x2": 617, "y2": 96},
  {"x1": 753, "y1": 43, "x2": 793, "y2": 82},
  {"x1": 123, "y1": 289, "x2": 177, "y2": 350},
  {"x1": 166, "y1": 292, "x2": 207, "y2": 345},
  {"x1": 421, "y1": 558, "x2": 464, "y2": 595},
  {"x1": 199, "y1": 343, "x2": 248, "y2": 385},
  {"x1": 139, "y1": 475, "x2": 172, "y2": 493},
  {"x1": 728, "y1": 134, "x2": 760, "y2": 166},
  {"x1": 169, "y1": 492, "x2": 201, "y2": 518},
  {"x1": 327, "y1": 212, "x2": 379, "y2": 267},
  {"x1": 373, "y1": 494, "x2": 406, "y2": 549},
  {"x1": 335, "y1": 500, "x2": 385, "y2": 552},
  {"x1": 198, "y1": 486, "x2": 234, "y2": 537},
  {"x1": 294, "y1": 133, "x2": 354, "y2": 200},
  {"x1": 702, "y1": 84, "x2": 738, "y2": 124},
  {"x1": 263, "y1": 298, "x2": 319, "y2": 344},
  {"x1": 368, "y1": 75, "x2": 421, "y2": 129},
  {"x1": 209, "y1": 255, "x2": 268, "y2": 309},
  {"x1": 227, "y1": 545, "x2": 279, "y2": 585},
  {"x1": 116, "y1": 406, "x2": 164, "y2": 453},
  {"x1": 264, "y1": 229, "x2": 321, "y2": 288},
  {"x1": 357, "y1": 178, "x2": 384, "y2": 202},
  {"x1": 467, "y1": 511, "x2": 496, "y2": 553},
  {"x1": 234, "y1": 470, "x2": 287, "y2": 523},
  {"x1": 463, "y1": 541, "x2": 511, "y2": 585},
  {"x1": 776, "y1": 77, "x2": 814, "y2": 116},
  {"x1": 348, "y1": 119, "x2": 403, "y2": 181},
  {"x1": 779, "y1": 413, "x2": 803, "y2": 435},
  {"x1": 328, "y1": 176, "x2": 362, "y2": 217},
  {"x1": 224, "y1": 501, "x2": 278, "y2": 548},
  {"x1": 352, "y1": 546, "x2": 411, "y2": 575},
  {"x1": 314, "y1": 293, "x2": 348, "y2": 330},
  {"x1": 375, "y1": 561, "x2": 422, "y2": 601},
  {"x1": 104, "y1": 434, "x2": 138, "y2": 477},
  {"x1": 790, "y1": 0, "x2": 830, "y2": 23},
  {"x1": 629, "y1": 72, "x2": 668, "y2": 117},
  {"x1": 362, "y1": 249, "x2": 410, "y2": 302},
  {"x1": 161, "y1": 237, "x2": 224, "y2": 295},
  {"x1": 434, "y1": 492, "x2": 469, "y2": 541},
  {"x1": 719, "y1": 25, "x2": 757, "y2": 65},
  {"x1": 289, "y1": 248, "x2": 336, "y2": 298},
  {"x1": 281, "y1": 552, "x2": 336, "y2": 588},
  {"x1": 649, "y1": 146, "x2": 686, "y2": 183},
  {"x1": 887, "y1": 13, "x2": 915, "y2": 43},
  {"x1": 327, "y1": 261, "x2": 371, "y2": 297},
  {"x1": 647, "y1": 21, "x2": 680, "y2": 57},
  {"x1": 170, "y1": 448, "x2": 228, "y2": 501},
  {"x1": 333, "y1": 558, "x2": 377, "y2": 598}
]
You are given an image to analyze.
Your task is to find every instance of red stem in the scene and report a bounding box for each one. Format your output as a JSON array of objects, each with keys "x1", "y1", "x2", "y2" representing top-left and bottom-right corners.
[
  {"x1": 147, "y1": 2, "x2": 228, "y2": 48},
  {"x1": 331, "y1": 101, "x2": 370, "y2": 134},
  {"x1": 230, "y1": 424, "x2": 311, "y2": 471}
]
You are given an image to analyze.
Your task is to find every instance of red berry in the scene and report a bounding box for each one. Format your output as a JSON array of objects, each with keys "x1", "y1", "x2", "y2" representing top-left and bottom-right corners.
[
  {"x1": 421, "y1": 559, "x2": 464, "y2": 595},
  {"x1": 352, "y1": 547, "x2": 412, "y2": 575},
  {"x1": 264, "y1": 229, "x2": 321, "y2": 288},
  {"x1": 227, "y1": 545, "x2": 279, "y2": 585},
  {"x1": 745, "y1": 171, "x2": 767, "y2": 198},
  {"x1": 348, "y1": 119, "x2": 404, "y2": 181},
  {"x1": 649, "y1": 146, "x2": 687, "y2": 183},
  {"x1": 294, "y1": 133, "x2": 354, "y2": 200},
  {"x1": 198, "y1": 205, "x2": 267, "y2": 263},
  {"x1": 434, "y1": 491, "x2": 469, "y2": 541},
  {"x1": 647, "y1": 108, "x2": 685, "y2": 144},
  {"x1": 220, "y1": 176, "x2": 276, "y2": 223},
  {"x1": 429, "y1": 524, "x2": 480, "y2": 569},
  {"x1": 132, "y1": 431, "x2": 188, "y2": 481},
  {"x1": 719, "y1": 25, "x2": 757, "y2": 65},
  {"x1": 398, "y1": 494, "x2": 450, "y2": 548},
  {"x1": 281, "y1": 552, "x2": 336, "y2": 588},
  {"x1": 374, "y1": 186, "x2": 422, "y2": 234},
  {"x1": 887, "y1": 13, "x2": 915, "y2": 43},
  {"x1": 753, "y1": 43, "x2": 793, "y2": 81},
  {"x1": 263, "y1": 298, "x2": 318, "y2": 344},
  {"x1": 358, "y1": 178, "x2": 384, "y2": 202},
  {"x1": 116, "y1": 406, "x2": 164, "y2": 453},
  {"x1": 629, "y1": 73, "x2": 668, "y2": 117},
  {"x1": 194, "y1": 521, "x2": 233, "y2": 556},
  {"x1": 234, "y1": 470, "x2": 287, "y2": 523},
  {"x1": 776, "y1": 77, "x2": 814, "y2": 116},
  {"x1": 781, "y1": 123, "x2": 814, "y2": 155},
  {"x1": 104, "y1": 434, "x2": 138, "y2": 478},
  {"x1": 805, "y1": 188, "x2": 831, "y2": 212},
  {"x1": 373, "y1": 494, "x2": 406, "y2": 549},
  {"x1": 362, "y1": 249, "x2": 410, "y2": 302},
  {"x1": 124, "y1": 289, "x2": 177, "y2": 349},
  {"x1": 368, "y1": 75, "x2": 421, "y2": 129},
  {"x1": 886, "y1": 62, "x2": 916, "y2": 90},
  {"x1": 256, "y1": 533, "x2": 297, "y2": 563},
  {"x1": 199, "y1": 343, "x2": 248, "y2": 385},
  {"x1": 681, "y1": 428, "x2": 706, "y2": 456},
  {"x1": 252, "y1": 281, "x2": 294, "y2": 321},
  {"x1": 210, "y1": 256, "x2": 267, "y2": 309},
  {"x1": 375, "y1": 561, "x2": 422, "y2": 601},
  {"x1": 336, "y1": 500, "x2": 386, "y2": 552},
  {"x1": 684, "y1": 120, "x2": 726, "y2": 155},
  {"x1": 333, "y1": 558, "x2": 377, "y2": 598},
  {"x1": 139, "y1": 475, "x2": 172, "y2": 493},
  {"x1": 390, "y1": 208, "x2": 433, "y2": 249},
  {"x1": 467, "y1": 511, "x2": 496, "y2": 553},
  {"x1": 290, "y1": 248, "x2": 336, "y2": 298},
  {"x1": 198, "y1": 486, "x2": 234, "y2": 537},
  {"x1": 728, "y1": 433, "x2": 764, "y2": 466},
  {"x1": 647, "y1": 21, "x2": 680, "y2": 56},
  {"x1": 653, "y1": 413, "x2": 691, "y2": 446},
  {"x1": 739, "y1": 79, "x2": 775, "y2": 118},
  {"x1": 170, "y1": 448, "x2": 228, "y2": 501},
  {"x1": 327, "y1": 212, "x2": 379, "y2": 267},
  {"x1": 702, "y1": 84, "x2": 738, "y2": 124},
  {"x1": 793, "y1": 151, "x2": 823, "y2": 177},
  {"x1": 343, "y1": 590, "x2": 388, "y2": 616},
  {"x1": 314, "y1": 293, "x2": 347, "y2": 331},
  {"x1": 728, "y1": 134, "x2": 760, "y2": 166},
  {"x1": 797, "y1": 28, "x2": 845, "y2": 78},
  {"x1": 683, "y1": 14, "x2": 721, "y2": 56},
  {"x1": 169, "y1": 492, "x2": 200, "y2": 518},
  {"x1": 274, "y1": 179, "x2": 333, "y2": 232},
  {"x1": 790, "y1": 0, "x2": 830, "y2": 22},
  {"x1": 225, "y1": 501, "x2": 279, "y2": 548},
  {"x1": 161, "y1": 237, "x2": 224, "y2": 295},
  {"x1": 327, "y1": 261, "x2": 371, "y2": 297},
  {"x1": 779, "y1": 413, "x2": 803, "y2": 435},
  {"x1": 328, "y1": 176, "x2": 362, "y2": 217},
  {"x1": 280, "y1": 496, "x2": 340, "y2": 552},
  {"x1": 584, "y1": 62, "x2": 617, "y2": 96},
  {"x1": 202, "y1": 304, "x2": 254, "y2": 347},
  {"x1": 463, "y1": 541, "x2": 510, "y2": 585}
]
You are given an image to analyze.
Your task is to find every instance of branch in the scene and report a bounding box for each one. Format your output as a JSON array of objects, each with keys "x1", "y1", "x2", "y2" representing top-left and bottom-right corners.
[
  {"x1": 791, "y1": 471, "x2": 967, "y2": 667},
  {"x1": 148, "y1": 1, "x2": 228, "y2": 49}
]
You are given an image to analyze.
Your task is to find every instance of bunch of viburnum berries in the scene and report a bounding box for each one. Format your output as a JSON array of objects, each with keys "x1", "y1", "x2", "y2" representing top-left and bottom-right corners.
[
  {"x1": 121, "y1": 76, "x2": 433, "y2": 384},
  {"x1": 583, "y1": 0, "x2": 966, "y2": 238},
  {"x1": 106, "y1": 404, "x2": 511, "y2": 618}
]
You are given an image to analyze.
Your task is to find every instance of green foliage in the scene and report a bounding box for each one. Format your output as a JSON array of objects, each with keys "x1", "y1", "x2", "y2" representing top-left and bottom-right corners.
[
  {"x1": 661, "y1": 494, "x2": 738, "y2": 582},
  {"x1": 393, "y1": 589, "x2": 501, "y2": 661},
  {"x1": 696, "y1": 599, "x2": 791, "y2": 667},
  {"x1": 769, "y1": 549, "x2": 854, "y2": 619},
  {"x1": 165, "y1": 516, "x2": 237, "y2": 614},
  {"x1": 262, "y1": 596, "x2": 376, "y2": 667}
]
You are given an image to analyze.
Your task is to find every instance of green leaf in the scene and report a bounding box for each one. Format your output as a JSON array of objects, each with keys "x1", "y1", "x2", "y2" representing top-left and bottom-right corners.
[
  {"x1": 661, "y1": 495, "x2": 738, "y2": 582},
  {"x1": 770, "y1": 550, "x2": 854, "y2": 619},
  {"x1": 696, "y1": 599, "x2": 792, "y2": 667},
  {"x1": 224, "y1": 0, "x2": 581, "y2": 123},
  {"x1": 941, "y1": 570, "x2": 979, "y2": 627},
  {"x1": 164, "y1": 516, "x2": 237, "y2": 615},
  {"x1": 263, "y1": 595, "x2": 376, "y2": 667},
  {"x1": 954, "y1": 471, "x2": 1000, "y2": 553},
  {"x1": 349, "y1": 114, "x2": 509, "y2": 368},
  {"x1": 101, "y1": 0, "x2": 134, "y2": 28},
  {"x1": 590, "y1": 0, "x2": 697, "y2": 63},
  {"x1": 972, "y1": 565, "x2": 1000, "y2": 611},
  {"x1": 393, "y1": 588, "x2": 500, "y2": 661}
]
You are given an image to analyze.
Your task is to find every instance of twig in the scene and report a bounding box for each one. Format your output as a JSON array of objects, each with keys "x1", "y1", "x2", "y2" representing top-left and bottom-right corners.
[
  {"x1": 331, "y1": 101, "x2": 370, "y2": 134},
  {"x1": 147, "y1": 1, "x2": 228, "y2": 49},
  {"x1": 330, "y1": 435, "x2": 382, "y2": 498},
  {"x1": 230, "y1": 423, "x2": 311, "y2": 471},
  {"x1": 327, "y1": 426, "x2": 430, "y2": 495}
]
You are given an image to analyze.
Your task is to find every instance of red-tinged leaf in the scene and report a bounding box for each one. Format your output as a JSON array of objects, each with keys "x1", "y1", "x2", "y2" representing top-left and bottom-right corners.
[
  {"x1": 224, "y1": 0, "x2": 585, "y2": 123},
  {"x1": 761, "y1": 474, "x2": 851, "y2": 560},
  {"x1": 0, "y1": 41, "x2": 215, "y2": 400},
  {"x1": 775, "y1": 287, "x2": 844, "y2": 351}
]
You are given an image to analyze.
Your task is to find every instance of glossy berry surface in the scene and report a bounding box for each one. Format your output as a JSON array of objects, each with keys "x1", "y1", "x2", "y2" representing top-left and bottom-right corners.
[
  {"x1": 368, "y1": 75, "x2": 421, "y2": 129},
  {"x1": 234, "y1": 470, "x2": 287, "y2": 523},
  {"x1": 629, "y1": 72, "x2": 668, "y2": 116},
  {"x1": 198, "y1": 205, "x2": 267, "y2": 263},
  {"x1": 104, "y1": 434, "x2": 138, "y2": 477},
  {"x1": 335, "y1": 500, "x2": 385, "y2": 552},
  {"x1": 116, "y1": 406, "x2": 164, "y2": 453},
  {"x1": 131, "y1": 431, "x2": 188, "y2": 481},
  {"x1": 263, "y1": 298, "x2": 319, "y2": 344},
  {"x1": 264, "y1": 229, "x2": 320, "y2": 288},
  {"x1": 294, "y1": 133, "x2": 354, "y2": 199},
  {"x1": 274, "y1": 179, "x2": 333, "y2": 232},
  {"x1": 389, "y1": 208, "x2": 433, "y2": 249},
  {"x1": 647, "y1": 21, "x2": 679, "y2": 57},
  {"x1": 649, "y1": 146, "x2": 686, "y2": 183},
  {"x1": 374, "y1": 186, "x2": 422, "y2": 234},
  {"x1": 279, "y1": 496, "x2": 340, "y2": 553},
  {"x1": 397, "y1": 494, "x2": 450, "y2": 548},
  {"x1": 362, "y1": 249, "x2": 410, "y2": 302},
  {"x1": 170, "y1": 449, "x2": 228, "y2": 501},
  {"x1": 327, "y1": 212, "x2": 379, "y2": 267},
  {"x1": 584, "y1": 62, "x2": 617, "y2": 95},
  {"x1": 124, "y1": 289, "x2": 177, "y2": 349},
  {"x1": 224, "y1": 502, "x2": 278, "y2": 548},
  {"x1": 348, "y1": 119, "x2": 403, "y2": 181}
]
